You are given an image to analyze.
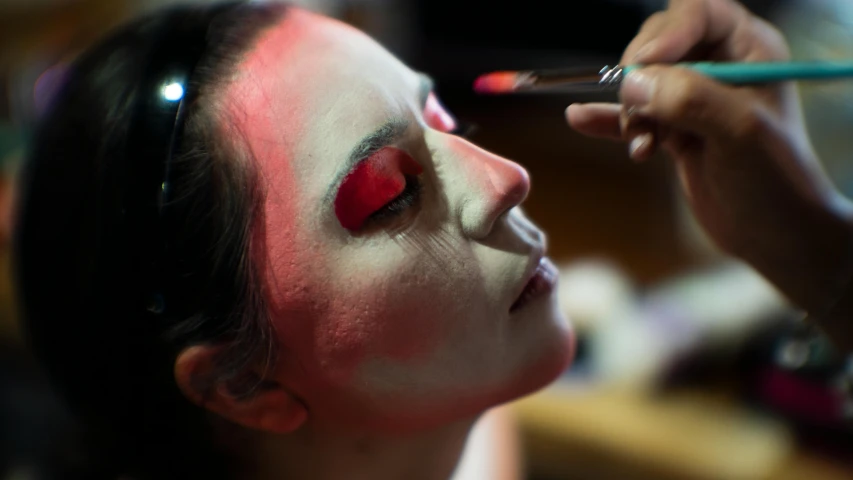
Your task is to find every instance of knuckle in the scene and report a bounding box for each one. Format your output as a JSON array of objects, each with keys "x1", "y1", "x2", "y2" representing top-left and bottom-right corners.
[
  {"x1": 751, "y1": 18, "x2": 791, "y2": 59},
  {"x1": 644, "y1": 11, "x2": 667, "y2": 28},
  {"x1": 626, "y1": 13, "x2": 667, "y2": 55},
  {"x1": 633, "y1": 12, "x2": 666, "y2": 41}
]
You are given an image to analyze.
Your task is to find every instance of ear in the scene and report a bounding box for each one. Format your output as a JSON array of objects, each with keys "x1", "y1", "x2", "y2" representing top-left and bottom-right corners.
[{"x1": 174, "y1": 345, "x2": 308, "y2": 434}]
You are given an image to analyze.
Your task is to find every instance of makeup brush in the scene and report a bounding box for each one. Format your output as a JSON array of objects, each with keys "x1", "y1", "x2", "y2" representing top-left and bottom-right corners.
[{"x1": 473, "y1": 61, "x2": 853, "y2": 94}]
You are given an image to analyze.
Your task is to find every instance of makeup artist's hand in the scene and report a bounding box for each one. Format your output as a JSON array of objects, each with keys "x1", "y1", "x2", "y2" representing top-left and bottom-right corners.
[{"x1": 566, "y1": 0, "x2": 853, "y2": 347}]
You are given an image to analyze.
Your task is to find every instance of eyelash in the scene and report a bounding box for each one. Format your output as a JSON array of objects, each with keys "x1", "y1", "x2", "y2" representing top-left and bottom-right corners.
[{"x1": 366, "y1": 174, "x2": 422, "y2": 226}]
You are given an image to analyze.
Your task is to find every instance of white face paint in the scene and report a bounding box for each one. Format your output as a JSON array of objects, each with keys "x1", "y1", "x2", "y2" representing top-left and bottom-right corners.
[{"x1": 224, "y1": 7, "x2": 574, "y2": 433}]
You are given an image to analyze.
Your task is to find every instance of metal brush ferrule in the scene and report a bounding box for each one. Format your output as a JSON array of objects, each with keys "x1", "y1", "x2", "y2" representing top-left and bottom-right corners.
[
  {"x1": 598, "y1": 65, "x2": 625, "y2": 88},
  {"x1": 510, "y1": 65, "x2": 627, "y2": 93}
]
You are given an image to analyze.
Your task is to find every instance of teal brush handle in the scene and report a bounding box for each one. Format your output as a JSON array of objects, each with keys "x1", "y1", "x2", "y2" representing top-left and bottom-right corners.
[{"x1": 622, "y1": 61, "x2": 853, "y2": 83}]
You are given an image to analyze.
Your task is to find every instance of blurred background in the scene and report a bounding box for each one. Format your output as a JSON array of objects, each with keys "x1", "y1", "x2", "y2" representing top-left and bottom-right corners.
[{"x1": 3, "y1": 0, "x2": 853, "y2": 478}]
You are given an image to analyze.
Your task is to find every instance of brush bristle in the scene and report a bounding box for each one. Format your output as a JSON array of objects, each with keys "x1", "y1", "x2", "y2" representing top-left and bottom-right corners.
[{"x1": 473, "y1": 71, "x2": 519, "y2": 94}]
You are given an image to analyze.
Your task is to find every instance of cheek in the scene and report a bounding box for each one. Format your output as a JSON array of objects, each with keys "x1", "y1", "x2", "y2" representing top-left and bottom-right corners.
[
  {"x1": 348, "y1": 262, "x2": 466, "y2": 361},
  {"x1": 279, "y1": 239, "x2": 482, "y2": 389},
  {"x1": 359, "y1": 241, "x2": 492, "y2": 371}
]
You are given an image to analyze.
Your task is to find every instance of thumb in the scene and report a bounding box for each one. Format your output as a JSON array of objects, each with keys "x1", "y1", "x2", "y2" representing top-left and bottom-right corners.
[{"x1": 619, "y1": 65, "x2": 763, "y2": 140}]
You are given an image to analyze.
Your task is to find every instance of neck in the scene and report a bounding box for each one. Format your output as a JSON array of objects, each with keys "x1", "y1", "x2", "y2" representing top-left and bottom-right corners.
[{"x1": 230, "y1": 416, "x2": 478, "y2": 480}]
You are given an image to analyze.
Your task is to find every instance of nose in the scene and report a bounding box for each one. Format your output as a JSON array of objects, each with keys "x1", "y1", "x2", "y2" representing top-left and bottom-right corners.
[{"x1": 448, "y1": 137, "x2": 530, "y2": 239}]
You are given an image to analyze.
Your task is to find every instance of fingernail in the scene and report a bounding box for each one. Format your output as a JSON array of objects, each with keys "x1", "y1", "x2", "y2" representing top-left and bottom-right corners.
[
  {"x1": 621, "y1": 71, "x2": 655, "y2": 108},
  {"x1": 629, "y1": 133, "x2": 653, "y2": 161}
]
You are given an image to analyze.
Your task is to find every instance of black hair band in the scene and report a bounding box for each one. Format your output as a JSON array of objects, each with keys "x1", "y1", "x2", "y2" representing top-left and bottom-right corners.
[{"x1": 123, "y1": 2, "x2": 241, "y2": 317}]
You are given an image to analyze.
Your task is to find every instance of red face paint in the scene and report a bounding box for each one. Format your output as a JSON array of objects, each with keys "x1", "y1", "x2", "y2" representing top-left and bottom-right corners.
[
  {"x1": 424, "y1": 93, "x2": 457, "y2": 132},
  {"x1": 334, "y1": 147, "x2": 423, "y2": 230}
]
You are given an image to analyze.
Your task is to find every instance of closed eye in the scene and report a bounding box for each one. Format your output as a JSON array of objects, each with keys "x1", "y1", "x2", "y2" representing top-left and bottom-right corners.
[
  {"x1": 365, "y1": 174, "x2": 422, "y2": 226},
  {"x1": 334, "y1": 145, "x2": 424, "y2": 232}
]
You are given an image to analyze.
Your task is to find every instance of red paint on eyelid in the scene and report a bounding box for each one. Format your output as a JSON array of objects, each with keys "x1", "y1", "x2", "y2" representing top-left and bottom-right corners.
[{"x1": 334, "y1": 147, "x2": 423, "y2": 230}]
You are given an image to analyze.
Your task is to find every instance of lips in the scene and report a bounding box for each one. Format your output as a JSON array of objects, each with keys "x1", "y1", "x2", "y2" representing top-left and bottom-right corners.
[{"x1": 510, "y1": 256, "x2": 558, "y2": 313}]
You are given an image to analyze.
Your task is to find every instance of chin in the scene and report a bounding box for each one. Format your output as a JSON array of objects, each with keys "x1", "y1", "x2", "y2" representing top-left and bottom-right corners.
[
  {"x1": 503, "y1": 295, "x2": 576, "y2": 402},
  {"x1": 450, "y1": 328, "x2": 573, "y2": 425}
]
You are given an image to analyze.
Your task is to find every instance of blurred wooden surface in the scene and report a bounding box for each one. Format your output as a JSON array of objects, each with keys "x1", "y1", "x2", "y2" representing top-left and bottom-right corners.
[{"x1": 513, "y1": 384, "x2": 853, "y2": 480}]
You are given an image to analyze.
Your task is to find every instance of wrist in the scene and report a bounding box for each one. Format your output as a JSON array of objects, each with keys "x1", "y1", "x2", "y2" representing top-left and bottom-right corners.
[
  {"x1": 741, "y1": 194, "x2": 853, "y2": 351},
  {"x1": 735, "y1": 189, "x2": 850, "y2": 306}
]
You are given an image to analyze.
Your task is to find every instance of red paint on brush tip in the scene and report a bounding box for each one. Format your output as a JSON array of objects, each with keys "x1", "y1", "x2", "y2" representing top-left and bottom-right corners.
[
  {"x1": 473, "y1": 71, "x2": 519, "y2": 94},
  {"x1": 334, "y1": 147, "x2": 422, "y2": 231}
]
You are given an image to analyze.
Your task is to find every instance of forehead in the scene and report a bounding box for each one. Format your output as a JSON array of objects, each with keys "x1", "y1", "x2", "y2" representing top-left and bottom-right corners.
[{"x1": 223, "y1": 8, "x2": 421, "y2": 203}]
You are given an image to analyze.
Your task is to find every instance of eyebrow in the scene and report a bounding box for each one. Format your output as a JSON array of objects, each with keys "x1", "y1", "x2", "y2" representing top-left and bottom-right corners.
[
  {"x1": 324, "y1": 118, "x2": 409, "y2": 207},
  {"x1": 324, "y1": 73, "x2": 435, "y2": 208}
]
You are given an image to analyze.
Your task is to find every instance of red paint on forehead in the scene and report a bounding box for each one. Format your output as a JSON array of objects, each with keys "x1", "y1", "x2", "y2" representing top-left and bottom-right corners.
[
  {"x1": 334, "y1": 147, "x2": 422, "y2": 230},
  {"x1": 225, "y1": 13, "x2": 377, "y2": 385}
]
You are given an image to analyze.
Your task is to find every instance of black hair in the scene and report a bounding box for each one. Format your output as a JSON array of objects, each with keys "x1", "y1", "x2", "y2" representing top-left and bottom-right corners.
[{"x1": 13, "y1": 2, "x2": 289, "y2": 478}]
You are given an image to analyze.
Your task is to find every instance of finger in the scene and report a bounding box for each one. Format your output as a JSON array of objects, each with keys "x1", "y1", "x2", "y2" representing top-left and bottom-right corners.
[
  {"x1": 565, "y1": 103, "x2": 622, "y2": 141},
  {"x1": 620, "y1": 109, "x2": 659, "y2": 162},
  {"x1": 621, "y1": 11, "x2": 669, "y2": 64},
  {"x1": 733, "y1": 15, "x2": 790, "y2": 62},
  {"x1": 629, "y1": 133, "x2": 657, "y2": 162},
  {"x1": 623, "y1": 0, "x2": 745, "y2": 66},
  {"x1": 620, "y1": 65, "x2": 764, "y2": 140},
  {"x1": 620, "y1": 1, "x2": 705, "y2": 65}
]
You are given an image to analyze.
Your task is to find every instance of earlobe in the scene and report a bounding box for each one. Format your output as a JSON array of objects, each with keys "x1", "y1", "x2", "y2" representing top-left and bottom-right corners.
[
  {"x1": 248, "y1": 387, "x2": 309, "y2": 434},
  {"x1": 174, "y1": 345, "x2": 308, "y2": 434}
]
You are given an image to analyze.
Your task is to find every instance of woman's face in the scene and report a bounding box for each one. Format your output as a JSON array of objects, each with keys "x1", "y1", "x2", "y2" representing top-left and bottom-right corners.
[{"x1": 224, "y1": 7, "x2": 574, "y2": 432}]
